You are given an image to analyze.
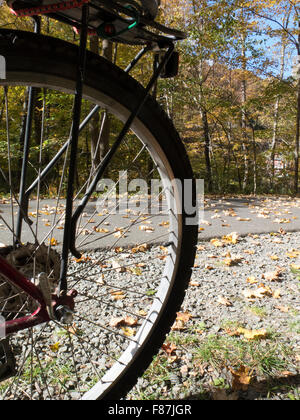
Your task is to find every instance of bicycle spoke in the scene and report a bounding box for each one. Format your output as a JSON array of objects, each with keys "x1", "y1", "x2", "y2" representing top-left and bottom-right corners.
[{"x1": 0, "y1": 39, "x2": 195, "y2": 399}]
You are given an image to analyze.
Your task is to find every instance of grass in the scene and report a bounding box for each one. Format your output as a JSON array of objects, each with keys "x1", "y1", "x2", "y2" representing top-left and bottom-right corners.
[
  {"x1": 128, "y1": 324, "x2": 297, "y2": 400},
  {"x1": 245, "y1": 305, "x2": 268, "y2": 319},
  {"x1": 194, "y1": 332, "x2": 292, "y2": 377}
]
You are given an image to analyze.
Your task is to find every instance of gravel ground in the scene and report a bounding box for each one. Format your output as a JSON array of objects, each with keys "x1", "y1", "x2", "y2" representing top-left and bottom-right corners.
[
  {"x1": 127, "y1": 230, "x2": 300, "y2": 401},
  {"x1": 1, "y1": 222, "x2": 299, "y2": 400}
]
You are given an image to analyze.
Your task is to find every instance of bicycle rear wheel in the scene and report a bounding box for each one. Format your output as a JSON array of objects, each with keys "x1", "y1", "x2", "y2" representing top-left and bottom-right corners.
[{"x1": 0, "y1": 29, "x2": 197, "y2": 400}]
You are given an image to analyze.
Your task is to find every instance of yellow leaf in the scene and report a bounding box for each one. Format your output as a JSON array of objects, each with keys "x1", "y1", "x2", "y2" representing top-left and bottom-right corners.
[
  {"x1": 138, "y1": 309, "x2": 147, "y2": 317},
  {"x1": 74, "y1": 255, "x2": 91, "y2": 263},
  {"x1": 139, "y1": 225, "x2": 154, "y2": 232},
  {"x1": 237, "y1": 328, "x2": 267, "y2": 341},
  {"x1": 121, "y1": 327, "x2": 135, "y2": 337},
  {"x1": 49, "y1": 238, "x2": 58, "y2": 246},
  {"x1": 159, "y1": 221, "x2": 170, "y2": 227},
  {"x1": 114, "y1": 247, "x2": 123, "y2": 253},
  {"x1": 210, "y1": 238, "x2": 224, "y2": 247},
  {"x1": 131, "y1": 243, "x2": 148, "y2": 253},
  {"x1": 246, "y1": 276, "x2": 257, "y2": 284},
  {"x1": 222, "y1": 232, "x2": 239, "y2": 244},
  {"x1": 93, "y1": 227, "x2": 110, "y2": 233},
  {"x1": 49, "y1": 342, "x2": 60, "y2": 352}
]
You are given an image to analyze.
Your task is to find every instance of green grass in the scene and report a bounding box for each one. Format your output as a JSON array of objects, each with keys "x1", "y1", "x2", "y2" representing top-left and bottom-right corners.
[{"x1": 194, "y1": 333, "x2": 292, "y2": 377}]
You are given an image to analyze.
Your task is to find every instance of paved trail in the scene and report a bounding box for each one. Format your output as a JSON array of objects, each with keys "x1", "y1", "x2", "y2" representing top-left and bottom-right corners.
[
  {"x1": 198, "y1": 196, "x2": 300, "y2": 240},
  {"x1": 1, "y1": 196, "x2": 300, "y2": 247}
]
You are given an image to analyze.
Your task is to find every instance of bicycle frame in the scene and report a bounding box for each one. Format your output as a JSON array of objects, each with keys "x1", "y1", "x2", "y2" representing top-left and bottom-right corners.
[
  {"x1": 0, "y1": 3, "x2": 177, "y2": 330},
  {"x1": 0, "y1": 255, "x2": 50, "y2": 335}
]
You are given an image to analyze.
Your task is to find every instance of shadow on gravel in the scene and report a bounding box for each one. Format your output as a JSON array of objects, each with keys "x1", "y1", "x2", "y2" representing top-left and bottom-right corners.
[{"x1": 183, "y1": 373, "x2": 300, "y2": 400}]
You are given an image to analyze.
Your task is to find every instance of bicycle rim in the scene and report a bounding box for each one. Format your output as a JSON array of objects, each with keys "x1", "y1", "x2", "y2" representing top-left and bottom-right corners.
[{"x1": 0, "y1": 33, "x2": 197, "y2": 400}]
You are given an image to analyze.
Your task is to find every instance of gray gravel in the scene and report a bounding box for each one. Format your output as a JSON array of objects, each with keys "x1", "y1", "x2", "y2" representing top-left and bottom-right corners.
[
  {"x1": 127, "y1": 230, "x2": 300, "y2": 401},
  {"x1": 1, "y1": 198, "x2": 300, "y2": 400}
]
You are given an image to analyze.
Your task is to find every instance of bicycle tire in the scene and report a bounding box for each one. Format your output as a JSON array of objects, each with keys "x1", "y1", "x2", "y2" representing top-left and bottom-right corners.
[{"x1": 0, "y1": 29, "x2": 198, "y2": 400}]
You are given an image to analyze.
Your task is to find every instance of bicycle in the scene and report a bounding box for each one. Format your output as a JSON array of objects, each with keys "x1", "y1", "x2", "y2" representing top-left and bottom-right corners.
[{"x1": 0, "y1": 0, "x2": 198, "y2": 400}]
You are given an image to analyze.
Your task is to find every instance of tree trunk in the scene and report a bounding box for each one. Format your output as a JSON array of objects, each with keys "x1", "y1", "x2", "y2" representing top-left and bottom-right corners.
[
  {"x1": 88, "y1": 37, "x2": 112, "y2": 176},
  {"x1": 294, "y1": 76, "x2": 300, "y2": 195},
  {"x1": 252, "y1": 126, "x2": 257, "y2": 195},
  {"x1": 294, "y1": 19, "x2": 300, "y2": 196},
  {"x1": 271, "y1": 11, "x2": 289, "y2": 190},
  {"x1": 241, "y1": 32, "x2": 249, "y2": 192},
  {"x1": 200, "y1": 105, "x2": 213, "y2": 192}
]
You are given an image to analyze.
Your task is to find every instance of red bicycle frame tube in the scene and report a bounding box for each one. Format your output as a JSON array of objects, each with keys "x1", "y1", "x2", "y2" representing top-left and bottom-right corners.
[{"x1": 0, "y1": 255, "x2": 50, "y2": 335}]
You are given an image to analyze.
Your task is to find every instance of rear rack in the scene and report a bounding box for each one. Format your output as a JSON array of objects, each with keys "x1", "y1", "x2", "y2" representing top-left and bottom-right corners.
[{"x1": 8, "y1": 0, "x2": 187, "y2": 45}]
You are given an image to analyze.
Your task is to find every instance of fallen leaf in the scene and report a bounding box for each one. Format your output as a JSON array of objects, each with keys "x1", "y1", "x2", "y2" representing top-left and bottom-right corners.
[
  {"x1": 159, "y1": 221, "x2": 170, "y2": 227},
  {"x1": 49, "y1": 342, "x2": 60, "y2": 352},
  {"x1": 280, "y1": 370, "x2": 294, "y2": 377},
  {"x1": 229, "y1": 366, "x2": 253, "y2": 390},
  {"x1": 128, "y1": 266, "x2": 142, "y2": 276},
  {"x1": 114, "y1": 247, "x2": 123, "y2": 253},
  {"x1": 121, "y1": 327, "x2": 136, "y2": 337},
  {"x1": 111, "y1": 260, "x2": 126, "y2": 273},
  {"x1": 274, "y1": 218, "x2": 290, "y2": 224},
  {"x1": 109, "y1": 316, "x2": 137, "y2": 328},
  {"x1": 49, "y1": 238, "x2": 58, "y2": 246},
  {"x1": 110, "y1": 290, "x2": 126, "y2": 300},
  {"x1": 242, "y1": 284, "x2": 272, "y2": 300},
  {"x1": 199, "y1": 219, "x2": 212, "y2": 226},
  {"x1": 162, "y1": 342, "x2": 177, "y2": 355},
  {"x1": 237, "y1": 327, "x2": 268, "y2": 340},
  {"x1": 138, "y1": 309, "x2": 147, "y2": 316},
  {"x1": 246, "y1": 276, "x2": 257, "y2": 284},
  {"x1": 113, "y1": 231, "x2": 123, "y2": 238},
  {"x1": 217, "y1": 296, "x2": 232, "y2": 306},
  {"x1": 210, "y1": 238, "x2": 224, "y2": 247},
  {"x1": 275, "y1": 305, "x2": 289, "y2": 313},
  {"x1": 197, "y1": 245, "x2": 205, "y2": 251},
  {"x1": 262, "y1": 269, "x2": 282, "y2": 282},
  {"x1": 176, "y1": 312, "x2": 192, "y2": 323},
  {"x1": 272, "y1": 289, "x2": 281, "y2": 299},
  {"x1": 189, "y1": 280, "x2": 200, "y2": 287},
  {"x1": 131, "y1": 243, "x2": 148, "y2": 253},
  {"x1": 74, "y1": 255, "x2": 92, "y2": 264},
  {"x1": 171, "y1": 312, "x2": 192, "y2": 331},
  {"x1": 139, "y1": 225, "x2": 154, "y2": 232},
  {"x1": 222, "y1": 255, "x2": 243, "y2": 266},
  {"x1": 222, "y1": 232, "x2": 239, "y2": 244},
  {"x1": 244, "y1": 249, "x2": 255, "y2": 255}
]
